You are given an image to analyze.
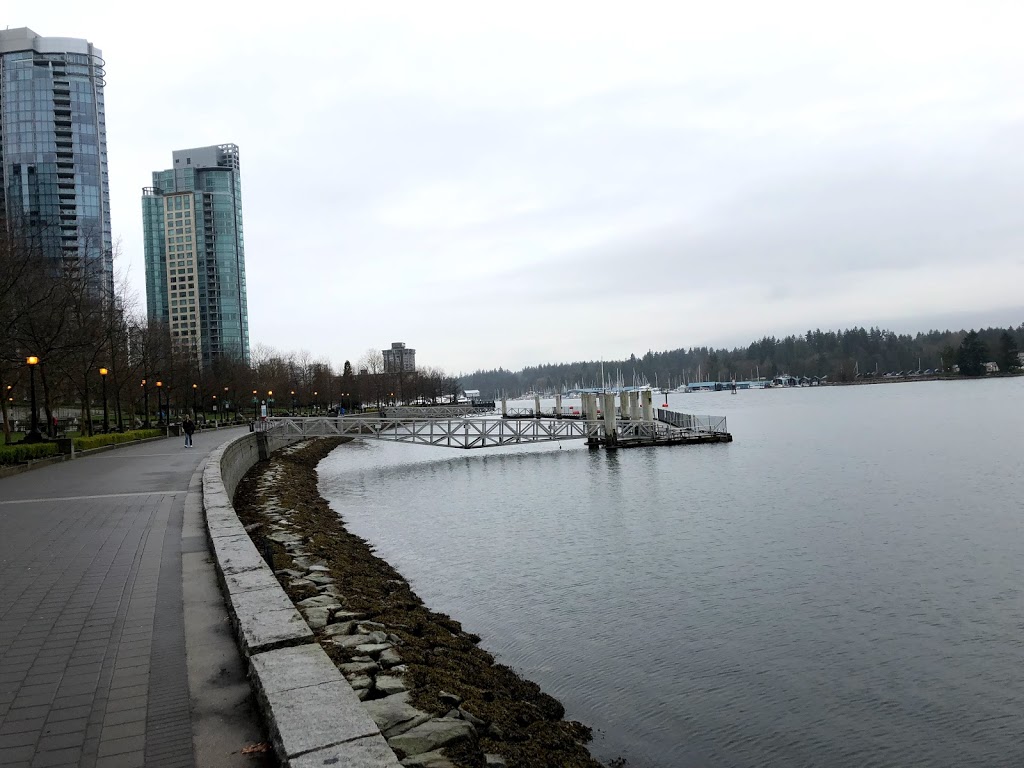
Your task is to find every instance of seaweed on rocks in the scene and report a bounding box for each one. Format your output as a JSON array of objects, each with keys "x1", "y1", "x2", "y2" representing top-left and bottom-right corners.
[{"x1": 233, "y1": 438, "x2": 605, "y2": 768}]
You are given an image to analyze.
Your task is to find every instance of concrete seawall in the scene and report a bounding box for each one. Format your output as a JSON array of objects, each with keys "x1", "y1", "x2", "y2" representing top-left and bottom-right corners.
[{"x1": 204, "y1": 432, "x2": 400, "y2": 767}]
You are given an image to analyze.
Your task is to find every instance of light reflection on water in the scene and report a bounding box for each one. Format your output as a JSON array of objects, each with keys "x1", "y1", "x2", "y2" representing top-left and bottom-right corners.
[{"x1": 319, "y1": 379, "x2": 1024, "y2": 767}]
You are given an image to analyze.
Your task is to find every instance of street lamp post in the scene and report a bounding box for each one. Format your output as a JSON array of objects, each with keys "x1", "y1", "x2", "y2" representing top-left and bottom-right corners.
[
  {"x1": 212, "y1": 394, "x2": 218, "y2": 427},
  {"x1": 313, "y1": 391, "x2": 318, "y2": 414},
  {"x1": 192, "y1": 383, "x2": 198, "y2": 420},
  {"x1": 25, "y1": 356, "x2": 42, "y2": 443},
  {"x1": 99, "y1": 367, "x2": 109, "y2": 433},
  {"x1": 267, "y1": 390, "x2": 274, "y2": 417},
  {"x1": 290, "y1": 390, "x2": 296, "y2": 415},
  {"x1": 156, "y1": 381, "x2": 164, "y2": 426},
  {"x1": 224, "y1": 387, "x2": 230, "y2": 422},
  {"x1": 252, "y1": 389, "x2": 258, "y2": 421},
  {"x1": 142, "y1": 379, "x2": 150, "y2": 428}
]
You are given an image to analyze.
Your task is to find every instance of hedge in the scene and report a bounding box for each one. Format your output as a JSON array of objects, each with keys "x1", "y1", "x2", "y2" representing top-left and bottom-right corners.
[
  {"x1": 73, "y1": 429, "x2": 164, "y2": 451},
  {"x1": 0, "y1": 442, "x2": 60, "y2": 466}
]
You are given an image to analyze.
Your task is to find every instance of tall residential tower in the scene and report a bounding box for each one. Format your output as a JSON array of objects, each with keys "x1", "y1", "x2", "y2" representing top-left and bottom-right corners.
[
  {"x1": 0, "y1": 28, "x2": 113, "y2": 297},
  {"x1": 142, "y1": 144, "x2": 249, "y2": 368},
  {"x1": 383, "y1": 342, "x2": 416, "y2": 373}
]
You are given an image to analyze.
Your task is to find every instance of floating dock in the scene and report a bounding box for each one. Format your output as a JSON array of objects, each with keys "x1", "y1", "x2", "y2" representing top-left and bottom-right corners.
[{"x1": 504, "y1": 392, "x2": 732, "y2": 450}]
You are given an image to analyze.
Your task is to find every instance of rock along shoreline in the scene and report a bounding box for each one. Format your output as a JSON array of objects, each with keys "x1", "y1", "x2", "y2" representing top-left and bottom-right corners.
[{"x1": 233, "y1": 437, "x2": 608, "y2": 768}]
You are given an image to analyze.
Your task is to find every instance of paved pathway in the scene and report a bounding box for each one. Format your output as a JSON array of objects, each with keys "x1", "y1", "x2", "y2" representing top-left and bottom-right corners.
[{"x1": 0, "y1": 428, "x2": 255, "y2": 768}]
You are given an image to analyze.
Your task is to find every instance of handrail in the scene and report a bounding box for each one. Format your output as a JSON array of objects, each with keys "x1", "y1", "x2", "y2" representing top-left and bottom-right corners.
[
  {"x1": 262, "y1": 409, "x2": 729, "y2": 448},
  {"x1": 655, "y1": 409, "x2": 728, "y2": 434}
]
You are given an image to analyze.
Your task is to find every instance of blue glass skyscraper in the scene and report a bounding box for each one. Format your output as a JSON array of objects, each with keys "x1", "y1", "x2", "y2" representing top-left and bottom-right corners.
[
  {"x1": 0, "y1": 28, "x2": 112, "y2": 297},
  {"x1": 142, "y1": 145, "x2": 250, "y2": 368}
]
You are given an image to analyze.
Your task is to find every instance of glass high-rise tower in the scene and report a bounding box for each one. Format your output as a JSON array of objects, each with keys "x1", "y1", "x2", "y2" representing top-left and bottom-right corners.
[
  {"x1": 142, "y1": 144, "x2": 250, "y2": 368},
  {"x1": 0, "y1": 27, "x2": 113, "y2": 297}
]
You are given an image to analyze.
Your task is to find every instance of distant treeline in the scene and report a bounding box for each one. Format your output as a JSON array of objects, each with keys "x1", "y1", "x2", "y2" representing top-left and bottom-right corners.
[{"x1": 459, "y1": 324, "x2": 1024, "y2": 397}]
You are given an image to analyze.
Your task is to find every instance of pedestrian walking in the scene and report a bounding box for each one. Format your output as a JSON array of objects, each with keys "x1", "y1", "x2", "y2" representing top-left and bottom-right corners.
[{"x1": 183, "y1": 415, "x2": 195, "y2": 448}]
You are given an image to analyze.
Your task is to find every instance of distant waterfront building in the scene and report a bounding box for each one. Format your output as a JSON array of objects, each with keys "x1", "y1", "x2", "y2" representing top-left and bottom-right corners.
[
  {"x1": 142, "y1": 144, "x2": 250, "y2": 367},
  {"x1": 0, "y1": 28, "x2": 113, "y2": 297},
  {"x1": 383, "y1": 342, "x2": 416, "y2": 374}
]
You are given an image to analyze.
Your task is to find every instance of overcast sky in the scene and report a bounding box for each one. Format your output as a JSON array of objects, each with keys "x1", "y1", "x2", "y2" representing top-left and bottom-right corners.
[{"x1": 13, "y1": 1, "x2": 1024, "y2": 372}]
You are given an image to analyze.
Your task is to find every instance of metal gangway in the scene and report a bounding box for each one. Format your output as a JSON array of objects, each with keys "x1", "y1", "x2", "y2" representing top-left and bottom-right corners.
[
  {"x1": 261, "y1": 403, "x2": 728, "y2": 450},
  {"x1": 264, "y1": 413, "x2": 598, "y2": 449}
]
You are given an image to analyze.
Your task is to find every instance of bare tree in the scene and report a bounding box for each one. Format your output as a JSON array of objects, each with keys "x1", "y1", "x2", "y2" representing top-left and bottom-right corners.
[
  {"x1": 359, "y1": 348, "x2": 387, "y2": 408},
  {"x1": 0, "y1": 224, "x2": 56, "y2": 442}
]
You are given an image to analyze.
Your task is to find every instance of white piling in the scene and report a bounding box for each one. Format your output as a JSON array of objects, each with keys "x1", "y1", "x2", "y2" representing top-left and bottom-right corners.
[
  {"x1": 555, "y1": 393, "x2": 563, "y2": 417},
  {"x1": 501, "y1": 397, "x2": 507, "y2": 417},
  {"x1": 603, "y1": 392, "x2": 618, "y2": 446},
  {"x1": 534, "y1": 394, "x2": 542, "y2": 418},
  {"x1": 642, "y1": 389, "x2": 654, "y2": 421},
  {"x1": 630, "y1": 391, "x2": 640, "y2": 420}
]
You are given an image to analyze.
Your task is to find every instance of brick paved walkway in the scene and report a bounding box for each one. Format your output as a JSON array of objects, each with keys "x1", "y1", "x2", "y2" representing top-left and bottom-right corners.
[{"x1": 0, "y1": 429, "x2": 246, "y2": 768}]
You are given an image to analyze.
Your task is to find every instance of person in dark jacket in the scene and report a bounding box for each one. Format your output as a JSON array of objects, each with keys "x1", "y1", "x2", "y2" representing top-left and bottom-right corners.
[{"x1": 183, "y1": 415, "x2": 195, "y2": 448}]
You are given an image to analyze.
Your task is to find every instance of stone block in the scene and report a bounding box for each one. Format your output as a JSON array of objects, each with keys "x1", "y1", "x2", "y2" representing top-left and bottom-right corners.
[
  {"x1": 249, "y1": 644, "x2": 343, "y2": 694},
  {"x1": 203, "y1": 487, "x2": 232, "y2": 510},
  {"x1": 289, "y1": 733, "x2": 401, "y2": 768},
  {"x1": 363, "y1": 692, "x2": 433, "y2": 739},
  {"x1": 225, "y1": 567, "x2": 282, "y2": 595},
  {"x1": 263, "y1": 681, "x2": 380, "y2": 758},
  {"x1": 323, "y1": 621, "x2": 356, "y2": 637},
  {"x1": 388, "y1": 718, "x2": 476, "y2": 759},
  {"x1": 297, "y1": 595, "x2": 342, "y2": 609},
  {"x1": 205, "y1": 509, "x2": 246, "y2": 537},
  {"x1": 375, "y1": 675, "x2": 407, "y2": 696},
  {"x1": 330, "y1": 634, "x2": 375, "y2": 650},
  {"x1": 211, "y1": 534, "x2": 266, "y2": 575},
  {"x1": 401, "y1": 750, "x2": 458, "y2": 767},
  {"x1": 355, "y1": 643, "x2": 393, "y2": 656},
  {"x1": 230, "y1": 587, "x2": 312, "y2": 655},
  {"x1": 334, "y1": 610, "x2": 367, "y2": 622},
  {"x1": 301, "y1": 606, "x2": 332, "y2": 629},
  {"x1": 349, "y1": 674, "x2": 372, "y2": 690},
  {"x1": 339, "y1": 661, "x2": 380, "y2": 677}
]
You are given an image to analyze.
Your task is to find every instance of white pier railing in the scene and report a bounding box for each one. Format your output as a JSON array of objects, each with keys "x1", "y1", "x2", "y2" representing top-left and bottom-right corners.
[
  {"x1": 656, "y1": 409, "x2": 728, "y2": 435},
  {"x1": 263, "y1": 408, "x2": 729, "y2": 449},
  {"x1": 264, "y1": 415, "x2": 598, "y2": 449}
]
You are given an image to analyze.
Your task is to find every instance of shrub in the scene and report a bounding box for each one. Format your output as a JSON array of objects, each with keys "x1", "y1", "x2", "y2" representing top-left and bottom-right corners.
[
  {"x1": 0, "y1": 442, "x2": 60, "y2": 466},
  {"x1": 73, "y1": 429, "x2": 163, "y2": 452}
]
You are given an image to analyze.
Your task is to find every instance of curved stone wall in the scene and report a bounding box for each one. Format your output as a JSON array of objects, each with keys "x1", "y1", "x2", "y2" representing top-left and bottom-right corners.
[{"x1": 204, "y1": 432, "x2": 400, "y2": 767}]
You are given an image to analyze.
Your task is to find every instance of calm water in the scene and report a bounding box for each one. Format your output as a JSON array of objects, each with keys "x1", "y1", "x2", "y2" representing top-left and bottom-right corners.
[{"x1": 318, "y1": 379, "x2": 1024, "y2": 767}]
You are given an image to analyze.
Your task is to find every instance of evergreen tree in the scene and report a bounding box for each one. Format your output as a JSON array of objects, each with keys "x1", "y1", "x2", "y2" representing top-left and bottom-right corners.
[
  {"x1": 956, "y1": 330, "x2": 988, "y2": 376},
  {"x1": 997, "y1": 331, "x2": 1019, "y2": 373}
]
